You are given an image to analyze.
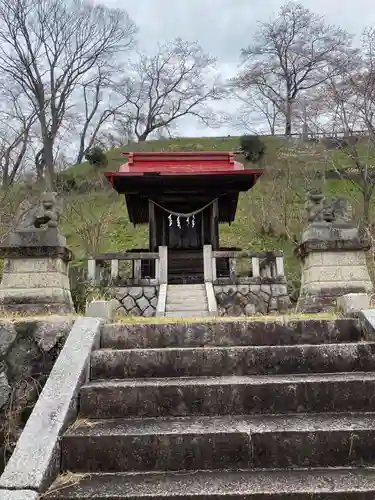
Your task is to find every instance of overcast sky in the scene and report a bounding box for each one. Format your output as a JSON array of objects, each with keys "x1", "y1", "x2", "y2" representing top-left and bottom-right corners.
[{"x1": 102, "y1": 0, "x2": 374, "y2": 137}]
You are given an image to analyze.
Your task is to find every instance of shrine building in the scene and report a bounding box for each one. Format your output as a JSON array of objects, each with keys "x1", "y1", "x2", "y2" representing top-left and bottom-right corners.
[{"x1": 104, "y1": 151, "x2": 263, "y2": 284}]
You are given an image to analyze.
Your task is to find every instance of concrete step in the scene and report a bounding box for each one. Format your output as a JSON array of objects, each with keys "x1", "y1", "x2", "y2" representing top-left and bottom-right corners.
[
  {"x1": 79, "y1": 372, "x2": 375, "y2": 418},
  {"x1": 167, "y1": 293, "x2": 207, "y2": 299},
  {"x1": 44, "y1": 468, "x2": 375, "y2": 499},
  {"x1": 168, "y1": 284, "x2": 205, "y2": 290},
  {"x1": 62, "y1": 413, "x2": 375, "y2": 472},
  {"x1": 90, "y1": 343, "x2": 375, "y2": 380},
  {"x1": 166, "y1": 293, "x2": 207, "y2": 299},
  {"x1": 166, "y1": 298, "x2": 207, "y2": 305},
  {"x1": 166, "y1": 299, "x2": 208, "y2": 305},
  {"x1": 164, "y1": 311, "x2": 209, "y2": 317},
  {"x1": 100, "y1": 318, "x2": 361, "y2": 349},
  {"x1": 165, "y1": 305, "x2": 208, "y2": 312}
]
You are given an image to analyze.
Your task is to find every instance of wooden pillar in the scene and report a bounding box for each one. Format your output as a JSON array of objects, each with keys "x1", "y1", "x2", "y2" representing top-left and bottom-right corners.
[
  {"x1": 148, "y1": 200, "x2": 157, "y2": 252},
  {"x1": 161, "y1": 213, "x2": 167, "y2": 247},
  {"x1": 210, "y1": 199, "x2": 219, "y2": 250}
]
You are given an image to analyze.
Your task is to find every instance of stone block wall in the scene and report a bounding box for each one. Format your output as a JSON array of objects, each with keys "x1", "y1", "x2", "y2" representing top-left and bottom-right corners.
[
  {"x1": 214, "y1": 280, "x2": 290, "y2": 316},
  {"x1": 115, "y1": 286, "x2": 159, "y2": 317},
  {"x1": 0, "y1": 317, "x2": 74, "y2": 473}
]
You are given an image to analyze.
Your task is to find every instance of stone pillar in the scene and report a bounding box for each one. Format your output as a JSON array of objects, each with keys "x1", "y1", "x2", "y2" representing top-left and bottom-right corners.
[
  {"x1": 295, "y1": 194, "x2": 373, "y2": 313},
  {"x1": 0, "y1": 228, "x2": 75, "y2": 315},
  {"x1": 203, "y1": 245, "x2": 213, "y2": 282},
  {"x1": 158, "y1": 246, "x2": 168, "y2": 285}
]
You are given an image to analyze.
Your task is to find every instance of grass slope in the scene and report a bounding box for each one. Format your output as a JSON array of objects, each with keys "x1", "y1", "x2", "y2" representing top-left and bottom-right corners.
[{"x1": 60, "y1": 135, "x2": 370, "y2": 283}]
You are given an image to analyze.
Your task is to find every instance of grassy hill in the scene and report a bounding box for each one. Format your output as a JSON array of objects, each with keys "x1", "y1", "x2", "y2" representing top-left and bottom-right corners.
[{"x1": 58, "y1": 135, "x2": 370, "y2": 285}]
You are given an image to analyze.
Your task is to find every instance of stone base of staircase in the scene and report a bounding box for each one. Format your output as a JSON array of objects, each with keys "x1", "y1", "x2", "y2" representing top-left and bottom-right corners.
[{"x1": 10, "y1": 315, "x2": 375, "y2": 499}]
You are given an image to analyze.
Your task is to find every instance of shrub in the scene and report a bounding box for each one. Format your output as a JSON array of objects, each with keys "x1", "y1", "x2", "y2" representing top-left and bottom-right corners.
[
  {"x1": 239, "y1": 135, "x2": 266, "y2": 163},
  {"x1": 85, "y1": 146, "x2": 108, "y2": 168},
  {"x1": 54, "y1": 171, "x2": 77, "y2": 193}
]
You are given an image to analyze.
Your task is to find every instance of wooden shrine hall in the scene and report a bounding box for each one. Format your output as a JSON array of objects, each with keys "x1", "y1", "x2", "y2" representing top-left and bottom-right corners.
[{"x1": 104, "y1": 151, "x2": 263, "y2": 284}]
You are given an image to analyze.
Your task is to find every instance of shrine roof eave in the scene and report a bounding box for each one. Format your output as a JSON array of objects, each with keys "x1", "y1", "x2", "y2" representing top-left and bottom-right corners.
[{"x1": 104, "y1": 169, "x2": 264, "y2": 195}]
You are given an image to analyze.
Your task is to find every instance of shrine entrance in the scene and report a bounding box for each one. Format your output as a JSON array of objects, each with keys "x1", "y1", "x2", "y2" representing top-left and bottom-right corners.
[
  {"x1": 151, "y1": 201, "x2": 214, "y2": 284},
  {"x1": 104, "y1": 151, "x2": 263, "y2": 284}
]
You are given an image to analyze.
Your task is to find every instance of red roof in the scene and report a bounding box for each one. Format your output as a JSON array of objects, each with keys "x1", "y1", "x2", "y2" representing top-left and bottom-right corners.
[
  {"x1": 104, "y1": 152, "x2": 264, "y2": 224},
  {"x1": 110, "y1": 151, "x2": 261, "y2": 177}
]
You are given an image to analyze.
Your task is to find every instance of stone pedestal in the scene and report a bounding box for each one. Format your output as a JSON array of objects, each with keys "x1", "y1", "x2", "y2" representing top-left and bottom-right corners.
[
  {"x1": 295, "y1": 221, "x2": 373, "y2": 313},
  {"x1": 0, "y1": 228, "x2": 74, "y2": 314}
]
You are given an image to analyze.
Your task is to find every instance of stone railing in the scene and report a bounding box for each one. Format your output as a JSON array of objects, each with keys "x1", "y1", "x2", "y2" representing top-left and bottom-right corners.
[
  {"x1": 87, "y1": 247, "x2": 168, "y2": 317},
  {"x1": 203, "y1": 245, "x2": 289, "y2": 315},
  {"x1": 203, "y1": 246, "x2": 285, "y2": 283},
  {"x1": 88, "y1": 246, "x2": 168, "y2": 286}
]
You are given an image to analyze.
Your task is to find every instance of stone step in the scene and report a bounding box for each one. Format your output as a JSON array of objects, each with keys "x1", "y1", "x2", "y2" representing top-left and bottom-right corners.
[
  {"x1": 167, "y1": 293, "x2": 207, "y2": 299},
  {"x1": 168, "y1": 284, "x2": 205, "y2": 290},
  {"x1": 90, "y1": 343, "x2": 375, "y2": 380},
  {"x1": 100, "y1": 319, "x2": 361, "y2": 349},
  {"x1": 166, "y1": 297, "x2": 207, "y2": 305},
  {"x1": 44, "y1": 468, "x2": 375, "y2": 499},
  {"x1": 165, "y1": 305, "x2": 208, "y2": 312},
  {"x1": 166, "y1": 299, "x2": 208, "y2": 306},
  {"x1": 167, "y1": 292, "x2": 206, "y2": 298},
  {"x1": 62, "y1": 413, "x2": 375, "y2": 472},
  {"x1": 167, "y1": 288, "x2": 206, "y2": 294},
  {"x1": 164, "y1": 311, "x2": 209, "y2": 317},
  {"x1": 79, "y1": 372, "x2": 375, "y2": 418}
]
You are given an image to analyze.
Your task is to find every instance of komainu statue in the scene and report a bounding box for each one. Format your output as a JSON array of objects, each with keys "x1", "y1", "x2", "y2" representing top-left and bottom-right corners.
[
  {"x1": 14, "y1": 191, "x2": 63, "y2": 230},
  {"x1": 305, "y1": 188, "x2": 325, "y2": 222},
  {"x1": 305, "y1": 188, "x2": 353, "y2": 224}
]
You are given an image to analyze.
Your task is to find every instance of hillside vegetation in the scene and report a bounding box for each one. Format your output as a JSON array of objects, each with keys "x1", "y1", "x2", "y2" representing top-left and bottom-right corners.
[{"x1": 56, "y1": 135, "x2": 371, "y2": 285}]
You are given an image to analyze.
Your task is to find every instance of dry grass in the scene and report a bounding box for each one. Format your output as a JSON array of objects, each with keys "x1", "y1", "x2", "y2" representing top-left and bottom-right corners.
[
  {"x1": 114, "y1": 311, "x2": 340, "y2": 324},
  {"x1": 42, "y1": 471, "x2": 88, "y2": 497},
  {"x1": 68, "y1": 418, "x2": 101, "y2": 432},
  {"x1": 0, "y1": 311, "x2": 79, "y2": 321}
]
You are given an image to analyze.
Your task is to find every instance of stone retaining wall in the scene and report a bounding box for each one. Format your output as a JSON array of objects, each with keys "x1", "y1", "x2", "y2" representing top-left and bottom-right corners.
[
  {"x1": 0, "y1": 316, "x2": 74, "y2": 473},
  {"x1": 115, "y1": 286, "x2": 159, "y2": 316},
  {"x1": 214, "y1": 281, "x2": 290, "y2": 316}
]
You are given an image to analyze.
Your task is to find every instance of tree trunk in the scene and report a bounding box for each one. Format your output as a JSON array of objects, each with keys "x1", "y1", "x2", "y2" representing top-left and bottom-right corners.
[
  {"x1": 285, "y1": 99, "x2": 293, "y2": 136},
  {"x1": 35, "y1": 149, "x2": 45, "y2": 183},
  {"x1": 76, "y1": 135, "x2": 86, "y2": 165},
  {"x1": 138, "y1": 131, "x2": 149, "y2": 142},
  {"x1": 41, "y1": 136, "x2": 55, "y2": 190},
  {"x1": 2, "y1": 167, "x2": 9, "y2": 189},
  {"x1": 363, "y1": 195, "x2": 371, "y2": 227}
]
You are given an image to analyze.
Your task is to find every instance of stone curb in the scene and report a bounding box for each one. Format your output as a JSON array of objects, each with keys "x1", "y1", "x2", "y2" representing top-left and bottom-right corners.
[
  {"x1": 156, "y1": 284, "x2": 167, "y2": 316},
  {"x1": 0, "y1": 490, "x2": 39, "y2": 500},
  {"x1": 205, "y1": 282, "x2": 218, "y2": 316},
  {"x1": 337, "y1": 293, "x2": 370, "y2": 317},
  {"x1": 86, "y1": 299, "x2": 116, "y2": 320},
  {"x1": 0, "y1": 316, "x2": 103, "y2": 493},
  {"x1": 359, "y1": 309, "x2": 375, "y2": 341}
]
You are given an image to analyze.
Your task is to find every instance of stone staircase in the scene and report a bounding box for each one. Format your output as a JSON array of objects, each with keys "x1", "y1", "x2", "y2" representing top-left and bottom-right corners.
[
  {"x1": 45, "y1": 318, "x2": 375, "y2": 499},
  {"x1": 164, "y1": 284, "x2": 209, "y2": 317}
]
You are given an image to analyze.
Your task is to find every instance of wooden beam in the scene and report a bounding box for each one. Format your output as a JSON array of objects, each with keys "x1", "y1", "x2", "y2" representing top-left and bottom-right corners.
[
  {"x1": 149, "y1": 200, "x2": 157, "y2": 252},
  {"x1": 93, "y1": 252, "x2": 159, "y2": 261},
  {"x1": 211, "y1": 199, "x2": 219, "y2": 250},
  {"x1": 212, "y1": 250, "x2": 284, "y2": 259}
]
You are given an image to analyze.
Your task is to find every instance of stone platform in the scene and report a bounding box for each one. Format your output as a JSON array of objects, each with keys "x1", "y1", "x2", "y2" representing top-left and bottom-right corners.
[{"x1": 0, "y1": 228, "x2": 74, "y2": 314}]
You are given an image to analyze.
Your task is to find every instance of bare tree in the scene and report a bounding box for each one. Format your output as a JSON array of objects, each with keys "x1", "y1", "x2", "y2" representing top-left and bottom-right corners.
[
  {"x1": 0, "y1": 0, "x2": 136, "y2": 188},
  {"x1": 315, "y1": 29, "x2": 375, "y2": 225},
  {"x1": 234, "y1": 87, "x2": 283, "y2": 135},
  {"x1": 115, "y1": 38, "x2": 224, "y2": 142},
  {"x1": 73, "y1": 64, "x2": 130, "y2": 165},
  {"x1": 0, "y1": 88, "x2": 36, "y2": 188},
  {"x1": 236, "y1": 1, "x2": 352, "y2": 136}
]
